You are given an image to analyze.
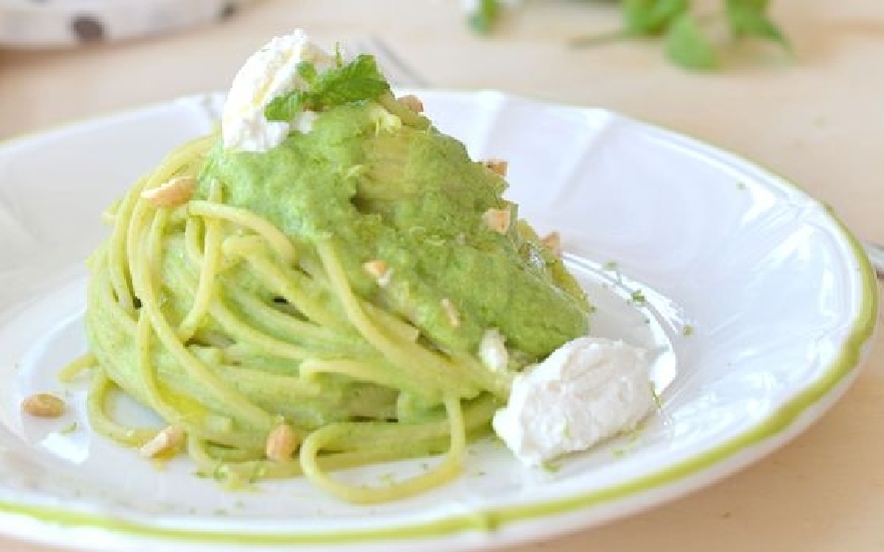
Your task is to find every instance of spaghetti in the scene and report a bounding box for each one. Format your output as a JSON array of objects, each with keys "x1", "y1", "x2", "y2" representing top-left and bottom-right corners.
[{"x1": 74, "y1": 88, "x2": 591, "y2": 503}]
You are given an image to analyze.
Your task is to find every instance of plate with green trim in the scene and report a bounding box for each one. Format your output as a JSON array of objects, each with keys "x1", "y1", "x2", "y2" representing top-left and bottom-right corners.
[{"x1": 0, "y1": 90, "x2": 877, "y2": 551}]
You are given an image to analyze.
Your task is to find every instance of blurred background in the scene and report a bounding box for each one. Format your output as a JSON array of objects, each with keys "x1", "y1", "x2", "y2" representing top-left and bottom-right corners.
[
  {"x1": 1, "y1": 1, "x2": 883, "y2": 551},
  {"x1": 1, "y1": 0, "x2": 881, "y2": 241}
]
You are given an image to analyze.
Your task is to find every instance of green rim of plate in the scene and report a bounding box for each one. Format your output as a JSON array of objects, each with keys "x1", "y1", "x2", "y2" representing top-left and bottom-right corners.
[{"x1": 0, "y1": 93, "x2": 878, "y2": 547}]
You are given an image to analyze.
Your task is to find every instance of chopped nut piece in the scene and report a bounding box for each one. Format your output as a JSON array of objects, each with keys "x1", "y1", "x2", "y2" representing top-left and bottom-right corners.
[
  {"x1": 398, "y1": 94, "x2": 424, "y2": 113},
  {"x1": 482, "y1": 208, "x2": 511, "y2": 234},
  {"x1": 541, "y1": 231, "x2": 562, "y2": 257},
  {"x1": 440, "y1": 298, "x2": 461, "y2": 327},
  {"x1": 265, "y1": 423, "x2": 298, "y2": 462},
  {"x1": 363, "y1": 259, "x2": 393, "y2": 287},
  {"x1": 140, "y1": 176, "x2": 197, "y2": 208},
  {"x1": 139, "y1": 426, "x2": 184, "y2": 458},
  {"x1": 482, "y1": 159, "x2": 508, "y2": 177},
  {"x1": 22, "y1": 393, "x2": 65, "y2": 418}
]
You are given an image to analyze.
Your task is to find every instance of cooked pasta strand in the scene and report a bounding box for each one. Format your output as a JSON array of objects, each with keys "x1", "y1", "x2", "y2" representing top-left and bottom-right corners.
[{"x1": 76, "y1": 128, "x2": 521, "y2": 505}]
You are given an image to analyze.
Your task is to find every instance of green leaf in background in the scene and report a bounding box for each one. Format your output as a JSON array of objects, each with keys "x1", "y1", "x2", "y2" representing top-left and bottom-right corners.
[
  {"x1": 469, "y1": 0, "x2": 502, "y2": 34},
  {"x1": 664, "y1": 12, "x2": 718, "y2": 70},
  {"x1": 725, "y1": 0, "x2": 789, "y2": 48},
  {"x1": 727, "y1": 0, "x2": 770, "y2": 12},
  {"x1": 622, "y1": 0, "x2": 689, "y2": 36},
  {"x1": 468, "y1": 0, "x2": 789, "y2": 71}
]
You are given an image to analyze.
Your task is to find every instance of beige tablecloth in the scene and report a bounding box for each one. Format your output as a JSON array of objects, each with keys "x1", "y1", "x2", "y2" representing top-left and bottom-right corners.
[{"x1": 1, "y1": 0, "x2": 882, "y2": 550}]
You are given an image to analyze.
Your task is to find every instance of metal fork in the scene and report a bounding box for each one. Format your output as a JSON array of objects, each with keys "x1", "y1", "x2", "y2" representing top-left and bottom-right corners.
[
  {"x1": 352, "y1": 36, "x2": 884, "y2": 280},
  {"x1": 867, "y1": 241, "x2": 884, "y2": 279},
  {"x1": 347, "y1": 35, "x2": 430, "y2": 88}
]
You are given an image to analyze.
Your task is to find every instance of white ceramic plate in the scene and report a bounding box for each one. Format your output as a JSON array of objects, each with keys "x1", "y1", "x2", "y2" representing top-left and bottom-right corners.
[{"x1": 0, "y1": 91, "x2": 877, "y2": 552}]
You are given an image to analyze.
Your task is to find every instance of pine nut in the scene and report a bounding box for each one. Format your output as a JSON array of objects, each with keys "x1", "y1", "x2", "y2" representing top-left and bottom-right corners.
[
  {"x1": 141, "y1": 176, "x2": 197, "y2": 208},
  {"x1": 265, "y1": 423, "x2": 298, "y2": 462},
  {"x1": 482, "y1": 208, "x2": 511, "y2": 234},
  {"x1": 22, "y1": 393, "x2": 65, "y2": 418},
  {"x1": 139, "y1": 426, "x2": 184, "y2": 458},
  {"x1": 482, "y1": 159, "x2": 508, "y2": 176}
]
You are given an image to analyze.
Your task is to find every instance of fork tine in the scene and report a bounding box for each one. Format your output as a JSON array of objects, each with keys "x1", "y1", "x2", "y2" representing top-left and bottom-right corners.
[
  {"x1": 865, "y1": 241, "x2": 884, "y2": 279},
  {"x1": 347, "y1": 35, "x2": 430, "y2": 88}
]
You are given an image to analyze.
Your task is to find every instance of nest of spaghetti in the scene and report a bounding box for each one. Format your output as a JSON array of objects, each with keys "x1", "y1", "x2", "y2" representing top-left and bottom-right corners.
[{"x1": 81, "y1": 92, "x2": 590, "y2": 503}]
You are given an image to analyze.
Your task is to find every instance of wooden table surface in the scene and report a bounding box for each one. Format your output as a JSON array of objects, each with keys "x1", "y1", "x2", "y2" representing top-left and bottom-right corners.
[{"x1": 1, "y1": 0, "x2": 882, "y2": 551}]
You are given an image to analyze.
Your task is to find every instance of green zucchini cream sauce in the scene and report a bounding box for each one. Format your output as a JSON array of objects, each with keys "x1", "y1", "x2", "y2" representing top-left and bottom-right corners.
[
  {"x1": 85, "y1": 99, "x2": 590, "y2": 435},
  {"x1": 200, "y1": 101, "x2": 590, "y2": 360}
]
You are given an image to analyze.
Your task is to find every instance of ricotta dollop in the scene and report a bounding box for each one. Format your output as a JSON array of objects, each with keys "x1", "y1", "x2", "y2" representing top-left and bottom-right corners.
[
  {"x1": 221, "y1": 29, "x2": 335, "y2": 152},
  {"x1": 492, "y1": 336, "x2": 654, "y2": 466}
]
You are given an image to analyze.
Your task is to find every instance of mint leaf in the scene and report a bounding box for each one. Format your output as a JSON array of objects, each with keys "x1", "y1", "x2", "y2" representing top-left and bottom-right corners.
[
  {"x1": 725, "y1": 0, "x2": 789, "y2": 47},
  {"x1": 469, "y1": 0, "x2": 502, "y2": 34},
  {"x1": 264, "y1": 91, "x2": 308, "y2": 122},
  {"x1": 664, "y1": 12, "x2": 718, "y2": 70},
  {"x1": 310, "y1": 54, "x2": 390, "y2": 107},
  {"x1": 622, "y1": 0, "x2": 689, "y2": 36},
  {"x1": 263, "y1": 54, "x2": 390, "y2": 122},
  {"x1": 296, "y1": 61, "x2": 318, "y2": 83}
]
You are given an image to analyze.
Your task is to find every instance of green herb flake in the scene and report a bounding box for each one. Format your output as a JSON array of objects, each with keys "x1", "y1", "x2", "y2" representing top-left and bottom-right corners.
[
  {"x1": 212, "y1": 463, "x2": 228, "y2": 481},
  {"x1": 630, "y1": 289, "x2": 647, "y2": 304},
  {"x1": 379, "y1": 472, "x2": 396, "y2": 485},
  {"x1": 682, "y1": 323, "x2": 695, "y2": 336},
  {"x1": 59, "y1": 422, "x2": 78, "y2": 435}
]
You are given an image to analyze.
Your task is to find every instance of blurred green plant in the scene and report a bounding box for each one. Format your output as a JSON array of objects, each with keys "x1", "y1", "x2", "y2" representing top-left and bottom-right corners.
[{"x1": 467, "y1": 0, "x2": 790, "y2": 71}]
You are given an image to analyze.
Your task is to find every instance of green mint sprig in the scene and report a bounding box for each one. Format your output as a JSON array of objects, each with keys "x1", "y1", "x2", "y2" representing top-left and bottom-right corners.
[
  {"x1": 264, "y1": 53, "x2": 391, "y2": 122},
  {"x1": 467, "y1": 0, "x2": 790, "y2": 71}
]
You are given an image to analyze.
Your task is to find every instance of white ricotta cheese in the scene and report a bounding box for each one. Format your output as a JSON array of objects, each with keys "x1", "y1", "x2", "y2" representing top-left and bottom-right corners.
[
  {"x1": 221, "y1": 29, "x2": 336, "y2": 152},
  {"x1": 492, "y1": 336, "x2": 654, "y2": 467}
]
